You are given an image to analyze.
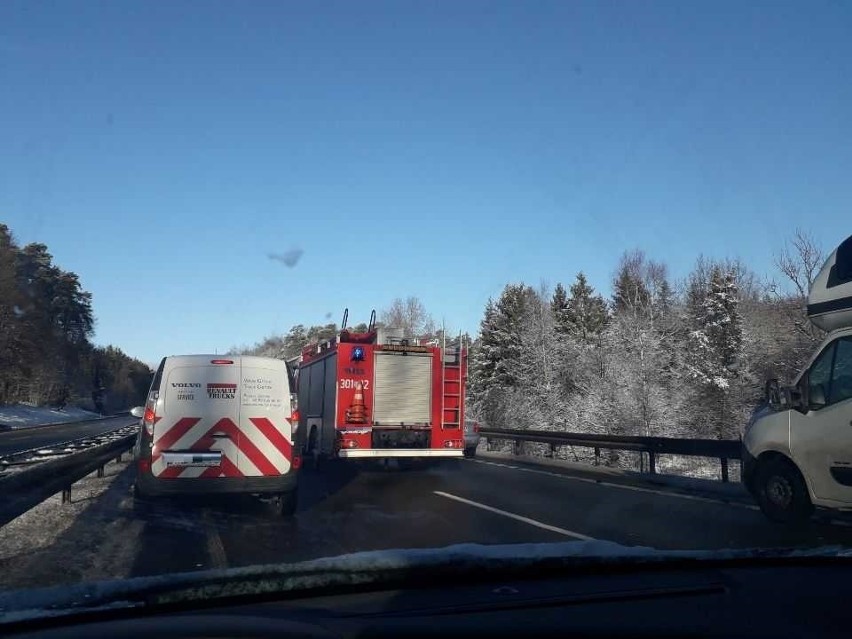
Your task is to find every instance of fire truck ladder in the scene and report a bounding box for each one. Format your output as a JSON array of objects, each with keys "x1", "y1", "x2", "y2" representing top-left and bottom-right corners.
[{"x1": 441, "y1": 335, "x2": 464, "y2": 430}]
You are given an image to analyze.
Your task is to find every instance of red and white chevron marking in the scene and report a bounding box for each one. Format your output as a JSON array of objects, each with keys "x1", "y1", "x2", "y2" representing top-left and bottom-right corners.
[{"x1": 151, "y1": 416, "x2": 293, "y2": 479}]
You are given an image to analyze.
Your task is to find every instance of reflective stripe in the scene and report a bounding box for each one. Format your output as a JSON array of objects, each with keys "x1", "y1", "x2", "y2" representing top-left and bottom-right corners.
[
  {"x1": 242, "y1": 417, "x2": 291, "y2": 474},
  {"x1": 153, "y1": 417, "x2": 200, "y2": 447},
  {"x1": 150, "y1": 416, "x2": 290, "y2": 478}
]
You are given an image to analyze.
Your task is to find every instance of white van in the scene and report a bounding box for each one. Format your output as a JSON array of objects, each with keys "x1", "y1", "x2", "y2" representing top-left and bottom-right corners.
[
  {"x1": 131, "y1": 355, "x2": 301, "y2": 515},
  {"x1": 744, "y1": 235, "x2": 852, "y2": 523}
]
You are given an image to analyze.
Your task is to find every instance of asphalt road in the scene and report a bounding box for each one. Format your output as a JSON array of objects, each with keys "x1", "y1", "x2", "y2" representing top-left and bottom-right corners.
[
  {"x1": 7, "y1": 449, "x2": 852, "y2": 593},
  {"x1": 0, "y1": 416, "x2": 137, "y2": 456}
]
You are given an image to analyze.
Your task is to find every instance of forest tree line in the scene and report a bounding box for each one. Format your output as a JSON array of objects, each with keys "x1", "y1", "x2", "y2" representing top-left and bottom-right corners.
[
  {"x1": 468, "y1": 231, "x2": 826, "y2": 444},
  {"x1": 0, "y1": 224, "x2": 152, "y2": 413}
]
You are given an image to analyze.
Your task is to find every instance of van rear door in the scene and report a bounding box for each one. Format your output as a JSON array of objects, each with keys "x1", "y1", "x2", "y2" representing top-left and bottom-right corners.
[
  {"x1": 152, "y1": 358, "x2": 242, "y2": 478},
  {"x1": 238, "y1": 357, "x2": 294, "y2": 477}
]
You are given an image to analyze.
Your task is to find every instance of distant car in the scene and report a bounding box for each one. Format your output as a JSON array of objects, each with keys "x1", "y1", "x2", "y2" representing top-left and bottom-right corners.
[
  {"x1": 463, "y1": 419, "x2": 481, "y2": 457},
  {"x1": 131, "y1": 355, "x2": 301, "y2": 516}
]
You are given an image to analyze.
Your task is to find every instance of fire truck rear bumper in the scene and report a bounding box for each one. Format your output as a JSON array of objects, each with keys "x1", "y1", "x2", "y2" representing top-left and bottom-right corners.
[{"x1": 338, "y1": 449, "x2": 464, "y2": 458}]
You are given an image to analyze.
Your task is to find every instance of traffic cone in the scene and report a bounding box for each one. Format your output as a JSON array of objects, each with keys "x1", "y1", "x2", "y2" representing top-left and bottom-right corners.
[{"x1": 346, "y1": 382, "x2": 368, "y2": 423}]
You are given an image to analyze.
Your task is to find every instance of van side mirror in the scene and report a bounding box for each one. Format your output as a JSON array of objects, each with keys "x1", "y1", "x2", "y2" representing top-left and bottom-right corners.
[
  {"x1": 765, "y1": 378, "x2": 781, "y2": 409},
  {"x1": 130, "y1": 406, "x2": 145, "y2": 419}
]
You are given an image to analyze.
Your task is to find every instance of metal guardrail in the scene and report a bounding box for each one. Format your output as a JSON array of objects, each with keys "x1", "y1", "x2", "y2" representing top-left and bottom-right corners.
[
  {"x1": 0, "y1": 423, "x2": 137, "y2": 467},
  {"x1": 0, "y1": 425, "x2": 137, "y2": 527},
  {"x1": 480, "y1": 427, "x2": 742, "y2": 483}
]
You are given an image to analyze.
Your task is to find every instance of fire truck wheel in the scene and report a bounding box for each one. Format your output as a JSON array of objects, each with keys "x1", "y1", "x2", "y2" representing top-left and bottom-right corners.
[{"x1": 306, "y1": 427, "x2": 322, "y2": 470}]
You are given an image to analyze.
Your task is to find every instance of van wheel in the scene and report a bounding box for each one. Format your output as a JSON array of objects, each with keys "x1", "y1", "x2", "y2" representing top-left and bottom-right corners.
[
  {"x1": 463, "y1": 447, "x2": 476, "y2": 458},
  {"x1": 755, "y1": 458, "x2": 814, "y2": 524},
  {"x1": 274, "y1": 491, "x2": 297, "y2": 517},
  {"x1": 132, "y1": 483, "x2": 151, "y2": 514}
]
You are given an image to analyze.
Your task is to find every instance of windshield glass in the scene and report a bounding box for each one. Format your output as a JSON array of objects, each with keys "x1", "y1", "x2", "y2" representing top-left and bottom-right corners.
[{"x1": 2, "y1": 0, "x2": 852, "y2": 609}]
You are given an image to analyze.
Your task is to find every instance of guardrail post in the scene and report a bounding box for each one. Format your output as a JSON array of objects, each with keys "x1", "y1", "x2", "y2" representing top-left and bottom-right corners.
[
  {"x1": 115, "y1": 453, "x2": 122, "y2": 463},
  {"x1": 61, "y1": 487, "x2": 71, "y2": 504},
  {"x1": 549, "y1": 444, "x2": 557, "y2": 458},
  {"x1": 594, "y1": 447, "x2": 600, "y2": 466},
  {"x1": 648, "y1": 452, "x2": 656, "y2": 475},
  {"x1": 721, "y1": 457, "x2": 729, "y2": 483},
  {"x1": 97, "y1": 465, "x2": 105, "y2": 478},
  {"x1": 513, "y1": 440, "x2": 522, "y2": 456}
]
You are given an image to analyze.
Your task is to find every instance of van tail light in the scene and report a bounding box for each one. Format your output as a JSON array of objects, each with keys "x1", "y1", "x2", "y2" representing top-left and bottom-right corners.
[
  {"x1": 287, "y1": 409, "x2": 300, "y2": 432},
  {"x1": 143, "y1": 406, "x2": 157, "y2": 436},
  {"x1": 210, "y1": 359, "x2": 234, "y2": 365},
  {"x1": 292, "y1": 455, "x2": 302, "y2": 470},
  {"x1": 142, "y1": 391, "x2": 159, "y2": 436},
  {"x1": 137, "y1": 458, "x2": 151, "y2": 474}
]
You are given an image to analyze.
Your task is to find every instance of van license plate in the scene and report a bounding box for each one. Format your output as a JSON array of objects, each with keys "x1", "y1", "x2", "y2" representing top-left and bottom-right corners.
[{"x1": 162, "y1": 452, "x2": 222, "y2": 468}]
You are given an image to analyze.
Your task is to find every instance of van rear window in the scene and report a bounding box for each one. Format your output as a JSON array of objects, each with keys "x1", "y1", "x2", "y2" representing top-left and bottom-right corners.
[
  {"x1": 285, "y1": 362, "x2": 297, "y2": 390},
  {"x1": 828, "y1": 235, "x2": 852, "y2": 288},
  {"x1": 150, "y1": 358, "x2": 166, "y2": 392}
]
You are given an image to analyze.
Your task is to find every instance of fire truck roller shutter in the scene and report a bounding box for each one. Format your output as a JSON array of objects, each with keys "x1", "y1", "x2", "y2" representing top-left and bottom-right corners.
[{"x1": 373, "y1": 351, "x2": 432, "y2": 426}]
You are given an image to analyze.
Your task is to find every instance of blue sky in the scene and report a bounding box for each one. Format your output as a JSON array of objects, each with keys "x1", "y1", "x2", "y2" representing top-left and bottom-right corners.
[{"x1": 2, "y1": 1, "x2": 851, "y2": 366}]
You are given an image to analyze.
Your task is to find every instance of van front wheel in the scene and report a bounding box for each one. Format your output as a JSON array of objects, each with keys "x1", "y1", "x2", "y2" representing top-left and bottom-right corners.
[{"x1": 755, "y1": 458, "x2": 813, "y2": 524}]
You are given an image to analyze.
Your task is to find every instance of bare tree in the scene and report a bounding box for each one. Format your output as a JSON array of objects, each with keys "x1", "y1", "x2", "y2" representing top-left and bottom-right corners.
[
  {"x1": 774, "y1": 229, "x2": 824, "y2": 300},
  {"x1": 380, "y1": 296, "x2": 436, "y2": 337},
  {"x1": 771, "y1": 229, "x2": 826, "y2": 343}
]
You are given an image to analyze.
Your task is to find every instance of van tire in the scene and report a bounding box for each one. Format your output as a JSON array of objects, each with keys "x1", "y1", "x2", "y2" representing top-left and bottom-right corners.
[
  {"x1": 463, "y1": 446, "x2": 476, "y2": 458},
  {"x1": 132, "y1": 483, "x2": 151, "y2": 514},
  {"x1": 755, "y1": 458, "x2": 814, "y2": 524},
  {"x1": 274, "y1": 490, "x2": 298, "y2": 517}
]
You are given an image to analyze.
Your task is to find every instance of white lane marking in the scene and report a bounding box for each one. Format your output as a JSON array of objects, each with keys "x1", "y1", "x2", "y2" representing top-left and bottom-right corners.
[
  {"x1": 470, "y1": 458, "x2": 761, "y2": 511},
  {"x1": 434, "y1": 490, "x2": 594, "y2": 541}
]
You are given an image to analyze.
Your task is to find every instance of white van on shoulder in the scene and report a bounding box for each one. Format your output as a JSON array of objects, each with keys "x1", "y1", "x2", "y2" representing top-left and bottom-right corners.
[
  {"x1": 744, "y1": 235, "x2": 852, "y2": 523},
  {"x1": 131, "y1": 355, "x2": 301, "y2": 516}
]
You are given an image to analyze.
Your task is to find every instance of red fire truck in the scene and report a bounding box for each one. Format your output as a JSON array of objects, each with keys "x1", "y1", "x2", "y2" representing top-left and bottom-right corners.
[{"x1": 294, "y1": 310, "x2": 467, "y2": 465}]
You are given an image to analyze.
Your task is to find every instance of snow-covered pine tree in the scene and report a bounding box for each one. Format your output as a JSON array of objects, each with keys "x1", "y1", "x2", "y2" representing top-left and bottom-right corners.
[
  {"x1": 491, "y1": 283, "x2": 536, "y2": 388},
  {"x1": 468, "y1": 298, "x2": 499, "y2": 406},
  {"x1": 550, "y1": 282, "x2": 570, "y2": 334},
  {"x1": 565, "y1": 272, "x2": 608, "y2": 343},
  {"x1": 687, "y1": 266, "x2": 744, "y2": 438},
  {"x1": 468, "y1": 284, "x2": 537, "y2": 429}
]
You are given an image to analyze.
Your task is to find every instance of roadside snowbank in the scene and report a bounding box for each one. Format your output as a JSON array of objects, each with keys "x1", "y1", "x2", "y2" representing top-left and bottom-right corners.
[{"x1": 0, "y1": 405, "x2": 101, "y2": 430}]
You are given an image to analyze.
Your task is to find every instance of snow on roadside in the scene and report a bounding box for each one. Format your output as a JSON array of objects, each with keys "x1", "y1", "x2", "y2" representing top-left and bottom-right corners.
[
  {"x1": 0, "y1": 405, "x2": 102, "y2": 430},
  {"x1": 0, "y1": 458, "x2": 142, "y2": 590}
]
